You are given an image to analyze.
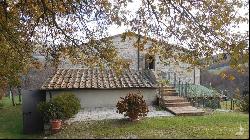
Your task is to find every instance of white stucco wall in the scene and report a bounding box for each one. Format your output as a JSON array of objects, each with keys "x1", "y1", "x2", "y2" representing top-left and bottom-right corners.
[{"x1": 46, "y1": 88, "x2": 157, "y2": 108}]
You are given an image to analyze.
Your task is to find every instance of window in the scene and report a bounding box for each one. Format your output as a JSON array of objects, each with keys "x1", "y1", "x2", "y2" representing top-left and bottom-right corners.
[{"x1": 145, "y1": 54, "x2": 155, "y2": 70}]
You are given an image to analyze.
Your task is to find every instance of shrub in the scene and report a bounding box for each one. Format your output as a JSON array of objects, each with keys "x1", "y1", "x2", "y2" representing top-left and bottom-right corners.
[
  {"x1": 52, "y1": 93, "x2": 81, "y2": 119},
  {"x1": 204, "y1": 98, "x2": 221, "y2": 109},
  {"x1": 238, "y1": 95, "x2": 249, "y2": 112},
  {"x1": 116, "y1": 92, "x2": 149, "y2": 121},
  {"x1": 37, "y1": 101, "x2": 64, "y2": 123}
]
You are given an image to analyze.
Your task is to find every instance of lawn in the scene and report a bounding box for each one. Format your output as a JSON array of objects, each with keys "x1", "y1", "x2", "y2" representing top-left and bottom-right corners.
[
  {"x1": 49, "y1": 112, "x2": 249, "y2": 139},
  {"x1": 0, "y1": 96, "x2": 41, "y2": 139},
  {"x1": 0, "y1": 96, "x2": 249, "y2": 139}
]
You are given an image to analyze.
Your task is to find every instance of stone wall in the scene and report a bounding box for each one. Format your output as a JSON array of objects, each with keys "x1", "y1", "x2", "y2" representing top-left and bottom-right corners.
[
  {"x1": 57, "y1": 34, "x2": 201, "y2": 85},
  {"x1": 111, "y1": 35, "x2": 200, "y2": 85}
]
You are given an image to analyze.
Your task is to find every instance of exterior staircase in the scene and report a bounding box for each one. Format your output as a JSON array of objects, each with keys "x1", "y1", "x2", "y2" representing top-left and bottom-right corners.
[{"x1": 159, "y1": 86, "x2": 205, "y2": 116}]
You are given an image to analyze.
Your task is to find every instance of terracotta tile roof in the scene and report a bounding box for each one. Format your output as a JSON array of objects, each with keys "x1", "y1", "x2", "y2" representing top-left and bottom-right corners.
[{"x1": 41, "y1": 68, "x2": 157, "y2": 90}]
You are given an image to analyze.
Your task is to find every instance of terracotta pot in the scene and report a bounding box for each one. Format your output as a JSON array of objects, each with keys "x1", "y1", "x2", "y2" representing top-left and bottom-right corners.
[{"x1": 50, "y1": 119, "x2": 62, "y2": 134}]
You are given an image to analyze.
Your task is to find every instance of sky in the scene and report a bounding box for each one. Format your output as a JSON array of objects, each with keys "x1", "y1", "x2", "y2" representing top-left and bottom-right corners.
[
  {"x1": 34, "y1": 0, "x2": 249, "y2": 53},
  {"x1": 107, "y1": 0, "x2": 249, "y2": 36},
  {"x1": 103, "y1": 0, "x2": 249, "y2": 55}
]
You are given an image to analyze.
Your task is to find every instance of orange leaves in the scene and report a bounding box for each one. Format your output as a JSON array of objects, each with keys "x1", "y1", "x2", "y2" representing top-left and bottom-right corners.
[
  {"x1": 116, "y1": 91, "x2": 149, "y2": 120},
  {"x1": 219, "y1": 70, "x2": 236, "y2": 81}
]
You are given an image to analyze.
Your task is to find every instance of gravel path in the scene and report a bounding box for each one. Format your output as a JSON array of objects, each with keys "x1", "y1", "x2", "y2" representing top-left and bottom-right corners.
[{"x1": 65, "y1": 106, "x2": 174, "y2": 123}]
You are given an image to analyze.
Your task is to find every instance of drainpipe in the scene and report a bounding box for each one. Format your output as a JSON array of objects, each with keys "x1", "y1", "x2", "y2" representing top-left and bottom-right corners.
[
  {"x1": 193, "y1": 67, "x2": 196, "y2": 85},
  {"x1": 137, "y1": 46, "x2": 140, "y2": 71},
  {"x1": 137, "y1": 33, "x2": 141, "y2": 71},
  {"x1": 49, "y1": 91, "x2": 52, "y2": 100}
]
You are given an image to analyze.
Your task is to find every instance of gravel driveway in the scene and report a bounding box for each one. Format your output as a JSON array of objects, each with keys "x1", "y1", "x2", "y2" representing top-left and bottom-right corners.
[{"x1": 65, "y1": 106, "x2": 174, "y2": 123}]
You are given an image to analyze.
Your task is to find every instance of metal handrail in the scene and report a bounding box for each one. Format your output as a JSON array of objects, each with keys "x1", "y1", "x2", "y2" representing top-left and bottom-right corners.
[{"x1": 160, "y1": 71, "x2": 194, "y2": 98}]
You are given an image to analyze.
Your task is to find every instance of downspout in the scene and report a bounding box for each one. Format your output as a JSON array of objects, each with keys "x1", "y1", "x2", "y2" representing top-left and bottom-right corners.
[
  {"x1": 49, "y1": 91, "x2": 52, "y2": 100},
  {"x1": 137, "y1": 46, "x2": 140, "y2": 71},
  {"x1": 193, "y1": 67, "x2": 196, "y2": 84},
  {"x1": 137, "y1": 33, "x2": 141, "y2": 71}
]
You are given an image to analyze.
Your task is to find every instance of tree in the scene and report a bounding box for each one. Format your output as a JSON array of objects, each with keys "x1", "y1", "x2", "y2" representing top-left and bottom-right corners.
[{"x1": 0, "y1": 0, "x2": 249, "y2": 90}]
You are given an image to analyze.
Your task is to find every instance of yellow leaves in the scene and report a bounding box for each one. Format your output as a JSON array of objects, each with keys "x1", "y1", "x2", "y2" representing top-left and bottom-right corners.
[
  {"x1": 58, "y1": 5, "x2": 67, "y2": 13},
  {"x1": 98, "y1": 0, "x2": 111, "y2": 11},
  {"x1": 219, "y1": 71, "x2": 227, "y2": 79},
  {"x1": 121, "y1": 31, "x2": 136, "y2": 41},
  {"x1": 211, "y1": 16, "x2": 223, "y2": 31},
  {"x1": 228, "y1": 41, "x2": 248, "y2": 70},
  {"x1": 228, "y1": 75, "x2": 235, "y2": 81},
  {"x1": 0, "y1": 0, "x2": 248, "y2": 88},
  {"x1": 219, "y1": 70, "x2": 236, "y2": 81},
  {"x1": 127, "y1": 31, "x2": 136, "y2": 37},
  {"x1": 133, "y1": 39, "x2": 148, "y2": 51},
  {"x1": 111, "y1": 15, "x2": 121, "y2": 25},
  {"x1": 236, "y1": 64, "x2": 248, "y2": 74},
  {"x1": 159, "y1": 6, "x2": 165, "y2": 15},
  {"x1": 147, "y1": 41, "x2": 159, "y2": 55},
  {"x1": 175, "y1": 0, "x2": 181, "y2": 4},
  {"x1": 133, "y1": 43, "x2": 145, "y2": 51}
]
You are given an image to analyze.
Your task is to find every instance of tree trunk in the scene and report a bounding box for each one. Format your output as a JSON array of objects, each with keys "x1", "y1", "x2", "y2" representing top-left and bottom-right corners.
[
  {"x1": 10, "y1": 86, "x2": 15, "y2": 106},
  {"x1": 18, "y1": 86, "x2": 22, "y2": 103},
  {"x1": 0, "y1": 88, "x2": 4, "y2": 100}
]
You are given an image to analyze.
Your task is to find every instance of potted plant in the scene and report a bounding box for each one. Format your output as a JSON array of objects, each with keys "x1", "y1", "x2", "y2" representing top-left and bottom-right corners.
[
  {"x1": 49, "y1": 102, "x2": 64, "y2": 134},
  {"x1": 37, "y1": 101, "x2": 64, "y2": 134}
]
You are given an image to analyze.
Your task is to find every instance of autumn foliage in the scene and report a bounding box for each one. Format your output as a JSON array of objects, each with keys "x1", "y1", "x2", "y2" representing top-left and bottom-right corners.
[
  {"x1": 116, "y1": 92, "x2": 149, "y2": 121},
  {"x1": 0, "y1": 0, "x2": 249, "y2": 93}
]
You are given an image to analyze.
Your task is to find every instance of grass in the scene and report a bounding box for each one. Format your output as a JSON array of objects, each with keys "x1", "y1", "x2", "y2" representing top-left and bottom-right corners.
[
  {"x1": 0, "y1": 96, "x2": 249, "y2": 139},
  {"x1": 0, "y1": 96, "x2": 21, "y2": 108},
  {"x1": 0, "y1": 96, "x2": 41, "y2": 139},
  {"x1": 49, "y1": 111, "x2": 249, "y2": 139}
]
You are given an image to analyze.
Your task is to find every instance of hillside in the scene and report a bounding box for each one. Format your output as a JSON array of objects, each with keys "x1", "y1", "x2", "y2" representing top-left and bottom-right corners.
[{"x1": 200, "y1": 59, "x2": 249, "y2": 98}]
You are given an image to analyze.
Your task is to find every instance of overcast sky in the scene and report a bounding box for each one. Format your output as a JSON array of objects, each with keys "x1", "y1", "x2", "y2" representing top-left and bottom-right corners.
[
  {"x1": 35, "y1": 0, "x2": 249, "y2": 52},
  {"x1": 107, "y1": 0, "x2": 249, "y2": 37}
]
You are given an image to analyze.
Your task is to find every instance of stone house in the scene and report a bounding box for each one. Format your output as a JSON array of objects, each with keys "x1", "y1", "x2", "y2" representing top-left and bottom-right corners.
[{"x1": 41, "y1": 33, "x2": 201, "y2": 108}]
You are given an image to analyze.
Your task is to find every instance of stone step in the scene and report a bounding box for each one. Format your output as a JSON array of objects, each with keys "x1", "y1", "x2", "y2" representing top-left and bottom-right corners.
[
  {"x1": 163, "y1": 88, "x2": 176, "y2": 91},
  {"x1": 162, "y1": 85, "x2": 175, "y2": 88},
  {"x1": 165, "y1": 102, "x2": 191, "y2": 107},
  {"x1": 166, "y1": 106, "x2": 205, "y2": 116},
  {"x1": 162, "y1": 87, "x2": 175, "y2": 90},
  {"x1": 162, "y1": 92, "x2": 178, "y2": 96},
  {"x1": 160, "y1": 89, "x2": 176, "y2": 94},
  {"x1": 162, "y1": 96, "x2": 187, "y2": 103}
]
